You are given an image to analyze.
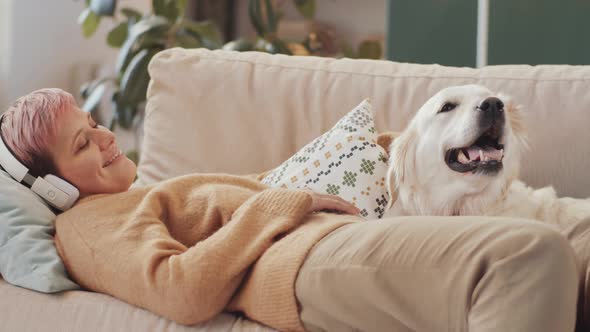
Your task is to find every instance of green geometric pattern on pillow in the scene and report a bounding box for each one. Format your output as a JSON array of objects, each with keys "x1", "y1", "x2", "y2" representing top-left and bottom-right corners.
[{"x1": 262, "y1": 99, "x2": 390, "y2": 219}]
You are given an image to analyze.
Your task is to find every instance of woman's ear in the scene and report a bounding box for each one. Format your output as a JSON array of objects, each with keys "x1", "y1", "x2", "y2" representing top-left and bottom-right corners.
[{"x1": 386, "y1": 127, "x2": 417, "y2": 209}]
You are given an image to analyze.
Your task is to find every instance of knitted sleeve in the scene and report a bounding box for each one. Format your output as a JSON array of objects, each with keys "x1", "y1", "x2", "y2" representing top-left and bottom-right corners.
[
  {"x1": 153, "y1": 188, "x2": 312, "y2": 324},
  {"x1": 56, "y1": 187, "x2": 312, "y2": 326}
]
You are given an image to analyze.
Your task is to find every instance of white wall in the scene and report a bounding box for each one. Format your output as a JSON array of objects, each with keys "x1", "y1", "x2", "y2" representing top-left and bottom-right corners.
[
  {"x1": 0, "y1": 0, "x2": 13, "y2": 108},
  {"x1": 0, "y1": 0, "x2": 149, "y2": 107},
  {"x1": 235, "y1": 0, "x2": 387, "y2": 50}
]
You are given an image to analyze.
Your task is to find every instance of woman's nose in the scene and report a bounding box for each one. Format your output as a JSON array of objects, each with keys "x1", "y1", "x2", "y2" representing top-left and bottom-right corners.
[{"x1": 92, "y1": 126, "x2": 115, "y2": 151}]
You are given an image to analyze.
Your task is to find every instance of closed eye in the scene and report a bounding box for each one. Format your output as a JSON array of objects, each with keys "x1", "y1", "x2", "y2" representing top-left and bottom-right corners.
[
  {"x1": 77, "y1": 122, "x2": 99, "y2": 152},
  {"x1": 438, "y1": 102, "x2": 458, "y2": 113},
  {"x1": 78, "y1": 139, "x2": 89, "y2": 152}
]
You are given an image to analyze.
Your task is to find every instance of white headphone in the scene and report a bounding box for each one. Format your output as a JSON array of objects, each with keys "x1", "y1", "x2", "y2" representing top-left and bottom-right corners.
[{"x1": 0, "y1": 114, "x2": 79, "y2": 211}]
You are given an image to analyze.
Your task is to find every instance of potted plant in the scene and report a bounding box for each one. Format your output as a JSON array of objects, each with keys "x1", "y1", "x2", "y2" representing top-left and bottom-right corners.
[
  {"x1": 78, "y1": 0, "x2": 223, "y2": 132},
  {"x1": 78, "y1": 0, "x2": 381, "y2": 161}
]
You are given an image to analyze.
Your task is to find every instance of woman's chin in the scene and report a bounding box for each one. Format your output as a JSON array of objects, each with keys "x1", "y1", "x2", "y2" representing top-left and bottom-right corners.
[{"x1": 120, "y1": 159, "x2": 138, "y2": 189}]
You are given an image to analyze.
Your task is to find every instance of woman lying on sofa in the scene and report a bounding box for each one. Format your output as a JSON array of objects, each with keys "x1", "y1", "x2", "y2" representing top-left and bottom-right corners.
[{"x1": 0, "y1": 88, "x2": 581, "y2": 332}]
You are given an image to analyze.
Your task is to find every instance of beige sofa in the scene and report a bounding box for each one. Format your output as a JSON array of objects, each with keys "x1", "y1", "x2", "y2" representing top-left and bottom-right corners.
[{"x1": 2, "y1": 48, "x2": 590, "y2": 331}]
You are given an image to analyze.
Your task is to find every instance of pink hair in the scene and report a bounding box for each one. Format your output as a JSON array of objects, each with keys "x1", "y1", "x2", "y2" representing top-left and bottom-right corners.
[{"x1": 1, "y1": 88, "x2": 76, "y2": 177}]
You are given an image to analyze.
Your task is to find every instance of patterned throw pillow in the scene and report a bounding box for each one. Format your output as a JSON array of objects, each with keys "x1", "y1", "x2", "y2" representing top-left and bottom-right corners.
[{"x1": 262, "y1": 99, "x2": 390, "y2": 219}]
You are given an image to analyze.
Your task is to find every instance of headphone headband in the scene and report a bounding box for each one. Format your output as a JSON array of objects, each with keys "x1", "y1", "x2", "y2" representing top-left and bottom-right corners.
[
  {"x1": 0, "y1": 113, "x2": 79, "y2": 211},
  {"x1": 0, "y1": 115, "x2": 29, "y2": 182}
]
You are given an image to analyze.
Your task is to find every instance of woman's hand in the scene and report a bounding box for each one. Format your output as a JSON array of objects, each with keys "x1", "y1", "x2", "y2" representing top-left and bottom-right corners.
[{"x1": 298, "y1": 188, "x2": 361, "y2": 216}]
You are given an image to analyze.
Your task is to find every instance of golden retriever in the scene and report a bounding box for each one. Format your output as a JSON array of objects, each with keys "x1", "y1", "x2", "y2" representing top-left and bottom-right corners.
[{"x1": 384, "y1": 84, "x2": 590, "y2": 226}]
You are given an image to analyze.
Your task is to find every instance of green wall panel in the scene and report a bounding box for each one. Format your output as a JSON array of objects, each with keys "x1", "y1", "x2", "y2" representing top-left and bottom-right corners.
[
  {"x1": 386, "y1": 0, "x2": 477, "y2": 67},
  {"x1": 489, "y1": 0, "x2": 590, "y2": 65},
  {"x1": 386, "y1": 0, "x2": 590, "y2": 66}
]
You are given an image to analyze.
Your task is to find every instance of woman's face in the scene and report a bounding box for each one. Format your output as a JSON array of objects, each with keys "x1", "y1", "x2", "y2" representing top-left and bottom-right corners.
[{"x1": 48, "y1": 106, "x2": 137, "y2": 198}]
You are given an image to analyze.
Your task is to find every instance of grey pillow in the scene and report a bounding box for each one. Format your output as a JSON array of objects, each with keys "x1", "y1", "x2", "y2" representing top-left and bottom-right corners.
[{"x1": 0, "y1": 169, "x2": 79, "y2": 292}]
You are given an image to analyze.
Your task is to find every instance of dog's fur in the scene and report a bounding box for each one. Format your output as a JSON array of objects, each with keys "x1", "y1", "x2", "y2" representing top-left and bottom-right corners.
[{"x1": 384, "y1": 84, "x2": 590, "y2": 227}]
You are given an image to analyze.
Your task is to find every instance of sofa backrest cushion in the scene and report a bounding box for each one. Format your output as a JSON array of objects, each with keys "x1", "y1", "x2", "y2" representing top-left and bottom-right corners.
[{"x1": 140, "y1": 48, "x2": 590, "y2": 198}]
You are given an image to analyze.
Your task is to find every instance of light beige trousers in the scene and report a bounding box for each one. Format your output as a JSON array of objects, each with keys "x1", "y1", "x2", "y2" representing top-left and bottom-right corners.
[{"x1": 295, "y1": 217, "x2": 580, "y2": 332}]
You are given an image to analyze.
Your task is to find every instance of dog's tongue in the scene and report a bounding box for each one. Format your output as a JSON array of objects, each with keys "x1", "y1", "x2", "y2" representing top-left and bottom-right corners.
[{"x1": 466, "y1": 146, "x2": 503, "y2": 161}]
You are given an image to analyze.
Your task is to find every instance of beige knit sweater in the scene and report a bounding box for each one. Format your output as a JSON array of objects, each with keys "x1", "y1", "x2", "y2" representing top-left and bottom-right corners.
[{"x1": 54, "y1": 173, "x2": 358, "y2": 331}]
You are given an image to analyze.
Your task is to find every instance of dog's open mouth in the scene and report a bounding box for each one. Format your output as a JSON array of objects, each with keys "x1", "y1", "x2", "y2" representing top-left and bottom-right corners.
[{"x1": 445, "y1": 126, "x2": 504, "y2": 174}]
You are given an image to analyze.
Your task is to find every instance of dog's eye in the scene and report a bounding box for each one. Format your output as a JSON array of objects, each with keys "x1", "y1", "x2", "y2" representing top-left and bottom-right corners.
[{"x1": 438, "y1": 102, "x2": 457, "y2": 113}]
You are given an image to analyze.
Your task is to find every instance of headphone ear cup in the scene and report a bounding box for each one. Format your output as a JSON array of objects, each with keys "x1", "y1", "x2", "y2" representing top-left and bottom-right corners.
[{"x1": 44, "y1": 174, "x2": 80, "y2": 200}]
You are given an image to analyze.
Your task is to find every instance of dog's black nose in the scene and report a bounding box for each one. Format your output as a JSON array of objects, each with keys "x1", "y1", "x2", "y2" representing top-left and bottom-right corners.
[
  {"x1": 478, "y1": 97, "x2": 504, "y2": 114},
  {"x1": 478, "y1": 97, "x2": 505, "y2": 126}
]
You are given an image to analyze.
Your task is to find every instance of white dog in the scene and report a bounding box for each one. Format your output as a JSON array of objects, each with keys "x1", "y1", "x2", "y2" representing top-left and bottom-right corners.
[{"x1": 384, "y1": 84, "x2": 590, "y2": 226}]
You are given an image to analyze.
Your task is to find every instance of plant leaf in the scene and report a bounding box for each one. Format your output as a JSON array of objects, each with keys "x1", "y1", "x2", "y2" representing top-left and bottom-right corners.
[
  {"x1": 80, "y1": 76, "x2": 114, "y2": 99},
  {"x1": 152, "y1": 0, "x2": 178, "y2": 22},
  {"x1": 111, "y1": 92, "x2": 138, "y2": 129},
  {"x1": 152, "y1": 0, "x2": 166, "y2": 16},
  {"x1": 249, "y1": 0, "x2": 266, "y2": 36},
  {"x1": 118, "y1": 104, "x2": 137, "y2": 129},
  {"x1": 78, "y1": 8, "x2": 101, "y2": 38},
  {"x1": 107, "y1": 22, "x2": 128, "y2": 48},
  {"x1": 357, "y1": 40, "x2": 383, "y2": 59},
  {"x1": 115, "y1": 16, "x2": 170, "y2": 73},
  {"x1": 175, "y1": 30, "x2": 202, "y2": 48},
  {"x1": 112, "y1": 102, "x2": 136, "y2": 129},
  {"x1": 80, "y1": 81, "x2": 93, "y2": 99},
  {"x1": 166, "y1": 0, "x2": 180, "y2": 21},
  {"x1": 109, "y1": 92, "x2": 119, "y2": 130},
  {"x1": 263, "y1": 0, "x2": 277, "y2": 33},
  {"x1": 121, "y1": 7, "x2": 142, "y2": 23},
  {"x1": 272, "y1": 39, "x2": 293, "y2": 55},
  {"x1": 340, "y1": 42, "x2": 357, "y2": 58},
  {"x1": 176, "y1": 0, "x2": 187, "y2": 18},
  {"x1": 254, "y1": 38, "x2": 276, "y2": 53},
  {"x1": 222, "y1": 38, "x2": 254, "y2": 52},
  {"x1": 81, "y1": 82, "x2": 107, "y2": 113},
  {"x1": 294, "y1": 0, "x2": 315, "y2": 19},
  {"x1": 254, "y1": 37, "x2": 293, "y2": 55},
  {"x1": 117, "y1": 34, "x2": 166, "y2": 73},
  {"x1": 90, "y1": 0, "x2": 117, "y2": 16},
  {"x1": 180, "y1": 20, "x2": 223, "y2": 49},
  {"x1": 119, "y1": 48, "x2": 160, "y2": 106},
  {"x1": 139, "y1": 34, "x2": 168, "y2": 49}
]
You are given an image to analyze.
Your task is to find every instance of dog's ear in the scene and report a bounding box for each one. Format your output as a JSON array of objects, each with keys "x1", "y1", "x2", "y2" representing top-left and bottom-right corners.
[
  {"x1": 386, "y1": 127, "x2": 417, "y2": 209},
  {"x1": 499, "y1": 94, "x2": 529, "y2": 152}
]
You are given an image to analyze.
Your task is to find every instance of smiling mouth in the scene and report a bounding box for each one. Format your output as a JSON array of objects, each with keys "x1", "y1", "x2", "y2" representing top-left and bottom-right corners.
[
  {"x1": 103, "y1": 150, "x2": 123, "y2": 168},
  {"x1": 445, "y1": 126, "x2": 504, "y2": 174}
]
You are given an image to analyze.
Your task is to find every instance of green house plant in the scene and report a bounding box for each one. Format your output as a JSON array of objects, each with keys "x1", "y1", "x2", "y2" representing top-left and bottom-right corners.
[
  {"x1": 78, "y1": 0, "x2": 222, "y2": 131},
  {"x1": 78, "y1": 0, "x2": 381, "y2": 162}
]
